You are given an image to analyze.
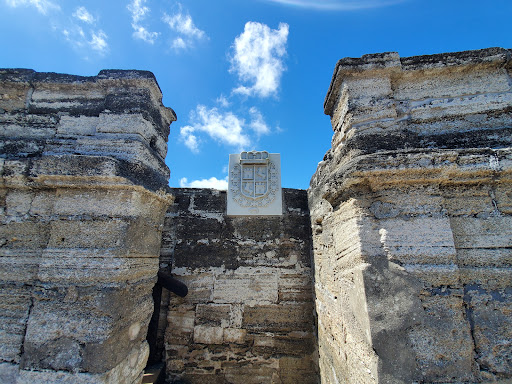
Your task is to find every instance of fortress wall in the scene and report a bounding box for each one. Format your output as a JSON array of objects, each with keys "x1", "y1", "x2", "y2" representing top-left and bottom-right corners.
[
  {"x1": 161, "y1": 188, "x2": 319, "y2": 384},
  {"x1": 309, "y1": 48, "x2": 512, "y2": 383},
  {"x1": 0, "y1": 69, "x2": 175, "y2": 383}
]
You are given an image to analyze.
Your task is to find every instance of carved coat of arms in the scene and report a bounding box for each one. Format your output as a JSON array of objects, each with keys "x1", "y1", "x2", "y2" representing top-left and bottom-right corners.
[{"x1": 229, "y1": 151, "x2": 279, "y2": 210}]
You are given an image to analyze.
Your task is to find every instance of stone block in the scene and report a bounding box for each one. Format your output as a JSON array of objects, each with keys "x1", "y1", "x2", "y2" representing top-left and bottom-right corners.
[
  {"x1": 96, "y1": 113, "x2": 167, "y2": 159},
  {"x1": 5, "y1": 190, "x2": 32, "y2": 216},
  {"x1": 394, "y1": 68, "x2": 510, "y2": 101},
  {"x1": 37, "y1": 250, "x2": 158, "y2": 284},
  {"x1": 0, "y1": 250, "x2": 41, "y2": 283},
  {"x1": 409, "y1": 294, "x2": 475, "y2": 382},
  {"x1": 195, "y1": 304, "x2": 231, "y2": 327},
  {"x1": 170, "y1": 272, "x2": 214, "y2": 303},
  {"x1": 47, "y1": 219, "x2": 128, "y2": 249},
  {"x1": 223, "y1": 328, "x2": 246, "y2": 344},
  {"x1": 223, "y1": 364, "x2": 277, "y2": 384},
  {"x1": 242, "y1": 304, "x2": 314, "y2": 332},
  {"x1": 0, "y1": 222, "x2": 50, "y2": 249},
  {"x1": 57, "y1": 115, "x2": 98, "y2": 136},
  {"x1": 193, "y1": 325, "x2": 224, "y2": 344},
  {"x1": 378, "y1": 216, "x2": 457, "y2": 265},
  {"x1": 0, "y1": 286, "x2": 32, "y2": 362},
  {"x1": 213, "y1": 272, "x2": 278, "y2": 304},
  {"x1": 465, "y1": 286, "x2": 512, "y2": 378},
  {"x1": 167, "y1": 310, "x2": 195, "y2": 333},
  {"x1": 278, "y1": 273, "x2": 313, "y2": 303},
  {"x1": 451, "y1": 216, "x2": 512, "y2": 249}
]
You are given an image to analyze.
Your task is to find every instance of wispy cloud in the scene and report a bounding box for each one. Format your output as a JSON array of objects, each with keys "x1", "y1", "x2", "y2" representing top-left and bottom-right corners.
[
  {"x1": 171, "y1": 37, "x2": 187, "y2": 50},
  {"x1": 163, "y1": 3, "x2": 207, "y2": 51},
  {"x1": 249, "y1": 107, "x2": 271, "y2": 135},
  {"x1": 180, "y1": 105, "x2": 251, "y2": 153},
  {"x1": 60, "y1": 6, "x2": 109, "y2": 56},
  {"x1": 261, "y1": 0, "x2": 405, "y2": 10},
  {"x1": 89, "y1": 30, "x2": 108, "y2": 54},
  {"x1": 73, "y1": 6, "x2": 94, "y2": 23},
  {"x1": 127, "y1": 0, "x2": 160, "y2": 44},
  {"x1": 216, "y1": 95, "x2": 231, "y2": 108},
  {"x1": 230, "y1": 22, "x2": 289, "y2": 98},
  {"x1": 180, "y1": 176, "x2": 228, "y2": 190},
  {"x1": 179, "y1": 104, "x2": 275, "y2": 153},
  {"x1": 5, "y1": 0, "x2": 60, "y2": 14}
]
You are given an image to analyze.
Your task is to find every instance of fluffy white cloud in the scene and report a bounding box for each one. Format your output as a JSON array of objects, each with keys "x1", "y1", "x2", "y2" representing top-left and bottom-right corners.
[
  {"x1": 180, "y1": 125, "x2": 199, "y2": 153},
  {"x1": 171, "y1": 37, "x2": 187, "y2": 50},
  {"x1": 127, "y1": 0, "x2": 160, "y2": 44},
  {"x1": 127, "y1": 0, "x2": 148, "y2": 23},
  {"x1": 132, "y1": 25, "x2": 159, "y2": 44},
  {"x1": 249, "y1": 107, "x2": 270, "y2": 135},
  {"x1": 163, "y1": 12, "x2": 205, "y2": 39},
  {"x1": 162, "y1": 5, "x2": 207, "y2": 51},
  {"x1": 180, "y1": 176, "x2": 228, "y2": 190},
  {"x1": 89, "y1": 30, "x2": 108, "y2": 54},
  {"x1": 180, "y1": 105, "x2": 250, "y2": 153},
  {"x1": 262, "y1": 0, "x2": 405, "y2": 10},
  {"x1": 5, "y1": 0, "x2": 59, "y2": 14},
  {"x1": 73, "y1": 6, "x2": 94, "y2": 23},
  {"x1": 230, "y1": 22, "x2": 289, "y2": 98}
]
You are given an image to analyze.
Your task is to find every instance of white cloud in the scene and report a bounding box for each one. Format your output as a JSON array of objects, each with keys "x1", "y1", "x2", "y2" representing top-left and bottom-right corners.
[
  {"x1": 163, "y1": 5, "x2": 207, "y2": 51},
  {"x1": 216, "y1": 95, "x2": 231, "y2": 108},
  {"x1": 127, "y1": 0, "x2": 160, "y2": 44},
  {"x1": 73, "y1": 6, "x2": 94, "y2": 23},
  {"x1": 180, "y1": 125, "x2": 199, "y2": 153},
  {"x1": 133, "y1": 25, "x2": 159, "y2": 44},
  {"x1": 171, "y1": 37, "x2": 187, "y2": 50},
  {"x1": 62, "y1": 23, "x2": 109, "y2": 56},
  {"x1": 180, "y1": 105, "x2": 250, "y2": 153},
  {"x1": 163, "y1": 11, "x2": 205, "y2": 40},
  {"x1": 5, "y1": 0, "x2": 60, "y2": 14},
  {"x1": 230, "y1": 22, "x2": 289, "y2": 98},
  {"x1": 261, "y1": 0, "x2": 405, "y2": 10},
  {"x1": 249, "y1": 107, "x2": 270, "y2": 135},
  {"x1": 127, "y1": 0, "x2": 148, "y2": 23},
  {"x1": 89, "y1": 30, "x2": 108, "y2": 54},
  {"x1": 180, "y1": 176, "x2": 228, "y2": 190}
]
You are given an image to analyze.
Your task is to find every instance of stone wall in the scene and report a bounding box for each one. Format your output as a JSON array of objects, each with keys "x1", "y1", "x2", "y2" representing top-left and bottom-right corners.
[
  {"x1": 161, "y1": 188, "x2": 319, "y2": 383},
  {"x1": 309, "y1": 48, "x2": 512, "y2": 383},
  {"x1": 0, "y1": 69, "x2": 175, "y2": 383},
  {"x1": 1, "y1": 47, "x2": 511, "y2": 384}
]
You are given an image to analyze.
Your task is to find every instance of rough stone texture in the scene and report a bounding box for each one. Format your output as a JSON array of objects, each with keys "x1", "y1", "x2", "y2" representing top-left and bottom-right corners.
[
  {"x1": 161, "y1": 188, "x2": 319, "y2": 384},
  {"x1": 0, "y1": 69, "x2": 175, "y2": 383},
  {"x1": 309, "y1": 48, "x2": 512, "y2": 383}
]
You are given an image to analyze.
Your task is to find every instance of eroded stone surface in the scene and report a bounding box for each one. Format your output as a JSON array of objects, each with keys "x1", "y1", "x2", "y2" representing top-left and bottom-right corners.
[
  {"x1": 162, "y1": 188, "x2": 319, "y2": 383},
  {"x1": 309, "y1": 47, "x2": 512, "y2": 383},
  {"x1": 0, "y1": 69, "x2": 175, "y2": 383}
]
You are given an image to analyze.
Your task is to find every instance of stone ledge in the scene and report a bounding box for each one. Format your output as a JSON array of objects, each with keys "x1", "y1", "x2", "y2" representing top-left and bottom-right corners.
[
  {"x1": 0, "y1": 68, "x2": 176, "y2": 135},
  {"x1": 324, "y1": 47, "x2": 512, "y2": 115}
]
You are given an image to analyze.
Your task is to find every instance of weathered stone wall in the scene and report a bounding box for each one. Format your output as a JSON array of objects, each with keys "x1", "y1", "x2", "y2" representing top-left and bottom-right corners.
[
  {"x1": 309, "y1": 47, "x2": 512, "y2": 383},
  {"x1": 0, "y1": 69, "x2": 175, "y2": 383},
  {"x1": 161, "y1": 188, "x2": 319, "y2": 384}
]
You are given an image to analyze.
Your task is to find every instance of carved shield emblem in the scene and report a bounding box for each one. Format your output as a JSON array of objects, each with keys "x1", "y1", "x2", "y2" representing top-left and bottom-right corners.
[
  {"x1": 240, "y1": 151, "x2": 269, "y2": 199},
  {"x1": 228, "y1": 150, "x2": 281, "y2": 214}
]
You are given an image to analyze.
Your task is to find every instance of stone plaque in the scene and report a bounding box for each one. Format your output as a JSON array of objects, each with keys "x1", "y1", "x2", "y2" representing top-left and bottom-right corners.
[{"x1": 227, "y1": 151, "x2": 282, "y2": 216}]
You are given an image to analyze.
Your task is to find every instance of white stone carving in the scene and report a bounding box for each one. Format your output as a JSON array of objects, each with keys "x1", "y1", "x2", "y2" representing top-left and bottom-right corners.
[{"x1": 227, "y1": 151, "x2": 282, "y2": 216}]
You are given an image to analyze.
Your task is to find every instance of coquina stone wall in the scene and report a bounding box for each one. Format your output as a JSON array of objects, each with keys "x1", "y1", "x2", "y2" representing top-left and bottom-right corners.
[
  {"x1": 161, "y1": 188, "x2": 319, "y2": 384},
  {"x1": 308, "y1": 47, "x2": 512, "y2": 383},
  {"x1": 0, "y1": 69, "x2": 175, "y2": 383},
  {"x1": 1, "y1": 47, "x2": 511, "y2": 384}
]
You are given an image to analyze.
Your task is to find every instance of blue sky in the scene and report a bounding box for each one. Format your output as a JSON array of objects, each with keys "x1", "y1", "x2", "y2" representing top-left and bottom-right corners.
[{"x1": 1, "y1": 0, "x2": 511, "y2": 189}]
